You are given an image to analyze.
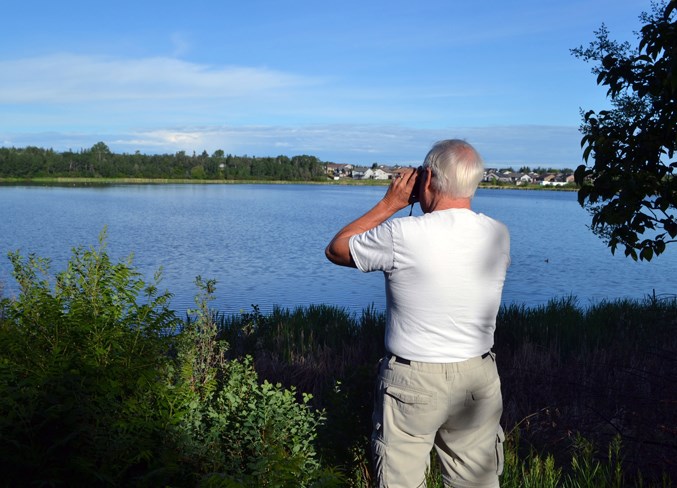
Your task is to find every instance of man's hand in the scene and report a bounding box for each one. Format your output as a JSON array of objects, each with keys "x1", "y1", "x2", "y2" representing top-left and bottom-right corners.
[{"x1": 382, "y1": 167, "x2": 419, "y2": 211}]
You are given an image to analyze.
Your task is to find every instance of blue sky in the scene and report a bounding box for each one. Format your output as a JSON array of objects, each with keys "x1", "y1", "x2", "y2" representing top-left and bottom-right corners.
[{"x1": 0, "y1": 0, "x2": 650, "y2": 168}]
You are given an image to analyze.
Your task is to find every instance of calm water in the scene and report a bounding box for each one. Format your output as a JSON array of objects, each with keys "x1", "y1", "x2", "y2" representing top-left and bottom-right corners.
[{"x1": 1, "y1": 184, "x2": 675, "y2": 315}]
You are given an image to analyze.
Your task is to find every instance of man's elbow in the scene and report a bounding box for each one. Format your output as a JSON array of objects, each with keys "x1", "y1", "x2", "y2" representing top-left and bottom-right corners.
[
  {"x1": 325, "y1": 241, "x2": 356, "y2": 268},
  {"x1": 325, "y1": 244, "x2": 338, "y2": 264}
]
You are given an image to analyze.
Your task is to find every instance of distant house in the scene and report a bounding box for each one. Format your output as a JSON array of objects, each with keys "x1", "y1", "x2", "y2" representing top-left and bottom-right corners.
[
  {"x1": 484, "y1": 170, "x2": 499, "y2": 182},
  {"x1": 484, "y1": 170, "x2": 512, "y2": 184},
  {"x1": 502, "y1": 171, "x2": 524, "y2": 183},
  {"x1": 359, "y1": 168, "x2": 392, "y2": 180},
  {"x1": 517, "y1": 173, "x2": 533, "y2": 185},
  {"x1": 540, "y1": 173, "x2": 575, "y2": 186},
  {"x1": 540, "y1": 174, "x2": 556, "y2": 185},
  {"x1": 326, "y1": 163, "x2": 354, "y2": 179}
]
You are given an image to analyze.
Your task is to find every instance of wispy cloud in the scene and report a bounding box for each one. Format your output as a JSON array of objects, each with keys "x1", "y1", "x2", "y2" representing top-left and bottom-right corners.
[
  {"x1": 0, "y1": 51, "x2": 585, "y2": 167},
  {"x1": 170, "y1": 32, "x2": 192, "y2": 58},
  {"x1": 0, "y1": 53, "x2": 318, "y2": 104},
  {"x1": 0, "y1": 51, "x2": 518, "y2": 137},
  {"x1": 1, "y1": 124, "x2": 584, "y2": 167}
]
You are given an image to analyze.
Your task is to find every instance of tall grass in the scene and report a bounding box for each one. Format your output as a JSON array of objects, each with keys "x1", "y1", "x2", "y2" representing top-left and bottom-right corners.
[{"x1": 219, "y1": 294, "x2": 676, "y2": 486}]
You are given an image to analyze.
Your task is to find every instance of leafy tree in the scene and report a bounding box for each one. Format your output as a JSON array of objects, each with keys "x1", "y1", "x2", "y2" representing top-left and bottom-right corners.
[
  {"x1": 90, "y1": 141, "x2": 111, "y2": 158},
  {"x1": 572, "y1": 1, "x2": 677, "y2": 261},
  {"x1": 191, "y1": 164, "x2": 207, "y2": 179}
]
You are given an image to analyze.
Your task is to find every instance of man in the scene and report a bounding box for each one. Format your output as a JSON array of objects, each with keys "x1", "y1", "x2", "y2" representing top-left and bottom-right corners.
[{"x1": 325, "y1": 139, "x2": 510, "y2": 488}]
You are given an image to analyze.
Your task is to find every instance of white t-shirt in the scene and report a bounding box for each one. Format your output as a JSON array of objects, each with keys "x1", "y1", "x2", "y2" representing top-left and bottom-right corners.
[{"x1": 349, "y1": 208, "x2": 510, "y2": 362}]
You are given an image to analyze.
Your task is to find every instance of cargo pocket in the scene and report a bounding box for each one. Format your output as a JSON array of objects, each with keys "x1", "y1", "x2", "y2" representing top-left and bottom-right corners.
[
  {"x1": 384, "y1": 384, "x2": 435, "y2": 413},
  {"x1": 371, "y1": 436, "x2": 387, "y2": 488},
  {"x1": 495, "y1": 427, "x2": 505, "y2": 476}
]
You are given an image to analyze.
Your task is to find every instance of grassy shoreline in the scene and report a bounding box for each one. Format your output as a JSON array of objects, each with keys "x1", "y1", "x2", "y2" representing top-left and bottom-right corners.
[
  {"x1": 0, "y1": 176, "x2": 386, "y2": 187},
  {"x1": 0, "y1": 175, "x2": 578, "y2": 191}
]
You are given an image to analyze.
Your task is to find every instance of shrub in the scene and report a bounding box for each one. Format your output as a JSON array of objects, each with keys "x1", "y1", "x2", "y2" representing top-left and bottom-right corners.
[
  {"x1": 0, "y1": 232, "x2": 180, "y2": 486},
  {"x1": 0, "y1": 236, "x2": 340, "y2": 487},
  {"x1": 171, "y1": 278, "x2": 340, "y2": 487}
]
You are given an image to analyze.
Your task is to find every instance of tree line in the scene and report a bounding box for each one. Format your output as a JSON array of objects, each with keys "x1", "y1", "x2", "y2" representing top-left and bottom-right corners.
[{"x1": 0, "y1": 142, "x2": 328, "y2": 181}]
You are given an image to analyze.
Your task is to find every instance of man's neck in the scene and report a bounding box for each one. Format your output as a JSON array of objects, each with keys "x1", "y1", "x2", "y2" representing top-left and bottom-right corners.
[{"x1": 427, "y1": 195, "x2": 472, "y2": 212}]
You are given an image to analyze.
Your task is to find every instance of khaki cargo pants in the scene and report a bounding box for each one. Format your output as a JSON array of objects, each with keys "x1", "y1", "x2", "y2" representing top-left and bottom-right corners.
[{"x1": 371, "y1": 352, "x2": 504, "y2": 488}]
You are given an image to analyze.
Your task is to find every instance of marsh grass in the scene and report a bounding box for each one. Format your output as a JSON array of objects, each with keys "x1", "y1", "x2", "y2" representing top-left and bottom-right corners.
[{"x1": 219, "y1": 294, "x2": 677, "y2": 486}]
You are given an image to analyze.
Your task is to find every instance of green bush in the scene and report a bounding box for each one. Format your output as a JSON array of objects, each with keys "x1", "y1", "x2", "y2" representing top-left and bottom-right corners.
[
  {"x1": 172, "y1": 278, "x2": 340, "y2": 487},
  {"x1": 0, "y1": 233, "x2": 180, "y2": 485},
  {"x1": 0, "y1": 236, "x2": 340, "y2": 487}
]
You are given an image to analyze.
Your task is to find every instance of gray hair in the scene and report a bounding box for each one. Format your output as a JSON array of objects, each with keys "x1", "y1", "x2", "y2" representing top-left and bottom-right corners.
[{"x1": 423, "y1": 139, "x2": 484, "y2": 198}]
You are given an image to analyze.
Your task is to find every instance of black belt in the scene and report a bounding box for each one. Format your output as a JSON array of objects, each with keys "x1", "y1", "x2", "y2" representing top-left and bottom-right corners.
[{"x1": 392, "y1": 351, "x2": 491, "y2": 366}]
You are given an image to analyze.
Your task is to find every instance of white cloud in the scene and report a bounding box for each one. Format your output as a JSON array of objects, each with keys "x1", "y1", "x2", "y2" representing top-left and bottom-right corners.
[
  {"x1": 1, "y1": 124, "x2": 584, "y2": 167},
  {"x1": 0, "y1": 53, "x2": 318, "y2": 104},
  {"x1": 0, "y1": 51, "x2": 586, "y2": 167}
]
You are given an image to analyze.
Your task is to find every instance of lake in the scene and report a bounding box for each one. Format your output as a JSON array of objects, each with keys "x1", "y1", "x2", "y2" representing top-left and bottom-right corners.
[{"x1": 1, "y1": 183, "x2": 675, "y2": 315}]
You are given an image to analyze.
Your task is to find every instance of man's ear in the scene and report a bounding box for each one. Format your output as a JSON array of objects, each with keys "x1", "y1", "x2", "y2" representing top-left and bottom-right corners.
[{"x1": 424, "y1": 167, "x2": 433, "y2": 190}]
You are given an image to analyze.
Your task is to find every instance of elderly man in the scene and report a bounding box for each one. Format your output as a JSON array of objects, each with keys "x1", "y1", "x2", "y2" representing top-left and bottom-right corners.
[{"x1": 325, "y1": 139, "x2": 510, "y2": 488}]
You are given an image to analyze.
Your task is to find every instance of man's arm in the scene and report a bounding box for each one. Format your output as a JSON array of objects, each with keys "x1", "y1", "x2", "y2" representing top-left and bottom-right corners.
[{"x1": 325, "y1": 168, "x2": 418, "y2": 268}]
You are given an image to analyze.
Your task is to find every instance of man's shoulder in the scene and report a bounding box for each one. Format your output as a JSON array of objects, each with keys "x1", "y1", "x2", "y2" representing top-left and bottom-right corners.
[
  {"x1": 473, "y1": 211, "x2": 508, "y2": 230},
  {"x1": 392, "y1": 209, "x2": 506, "y2": 231}
]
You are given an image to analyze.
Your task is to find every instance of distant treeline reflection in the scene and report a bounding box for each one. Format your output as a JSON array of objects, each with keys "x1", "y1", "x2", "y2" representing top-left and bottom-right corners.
[{"x1": 0, "y1": 142, "x2": 328, "y2": 181}]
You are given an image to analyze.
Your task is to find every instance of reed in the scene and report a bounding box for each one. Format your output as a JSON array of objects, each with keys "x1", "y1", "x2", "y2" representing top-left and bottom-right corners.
[{"x1": 217, "y1": 294, "x2": 677, "y2": 486}]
